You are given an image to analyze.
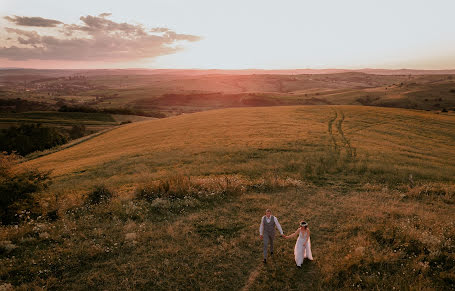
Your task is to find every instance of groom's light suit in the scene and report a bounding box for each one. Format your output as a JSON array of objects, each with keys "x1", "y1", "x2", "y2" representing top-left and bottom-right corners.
[{"x1": 259, "y1": 215, "x2": 284, "y2": 259}]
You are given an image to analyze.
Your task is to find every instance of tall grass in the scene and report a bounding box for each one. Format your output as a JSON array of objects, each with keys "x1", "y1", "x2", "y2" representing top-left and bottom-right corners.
[
  {"x1": 1, "y1": 181, "x2": 453, "y2": 290},
  {"x1": 136, "y1": 175, "x2": 244, "y2": 201}
]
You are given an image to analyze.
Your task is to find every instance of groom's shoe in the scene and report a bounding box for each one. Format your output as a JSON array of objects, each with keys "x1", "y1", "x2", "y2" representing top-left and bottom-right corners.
[
  {"x1": 270, "y1": 252, "x2": 274, "y2": 256},
  {"x1": 263, "y1": 259, "x2": 267, "y2": 264}
]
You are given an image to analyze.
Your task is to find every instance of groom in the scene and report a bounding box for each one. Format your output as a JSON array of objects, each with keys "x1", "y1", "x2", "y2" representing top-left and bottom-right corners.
[{"x1": 259, "y1": 209, "x2": 285, "y2": 263}]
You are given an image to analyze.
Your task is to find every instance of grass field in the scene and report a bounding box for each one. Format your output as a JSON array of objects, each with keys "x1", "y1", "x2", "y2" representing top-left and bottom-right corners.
[
  {"x1": 1, "y1": 105, "x2": 455, "y2": 290},
  {"x1": 24, "y1": 105, "x2": 455, "y2": 184}
]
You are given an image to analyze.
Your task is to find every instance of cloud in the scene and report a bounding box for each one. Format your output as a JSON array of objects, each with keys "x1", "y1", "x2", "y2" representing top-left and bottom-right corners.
[
  {"x1": 4, "y1": 15, "x2": 63, "y2": 27},
  {"x1": 0, "y1": 13, "x2": 201, "y2": 62},
  {"x1": 4, "y1": 28, "x2": 41, "y2": 45},
  {"x1": 98, "y1": 13, "x2": 112, "y2": 18}
]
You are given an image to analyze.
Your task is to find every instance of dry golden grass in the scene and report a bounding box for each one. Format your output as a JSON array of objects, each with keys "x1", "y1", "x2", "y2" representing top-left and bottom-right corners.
[
  {"x1": 22, "y1": 105, "x2": 455, "y2": 188},
  {"x1": 1, "y1": 183, "x2": 453, "y2": 290},
  {"x1": 2, "y1": 105, "x2": 455, "y2": 290},
  {"x1": 23, "y1": 106, "x2": 325, "y2": 175}
]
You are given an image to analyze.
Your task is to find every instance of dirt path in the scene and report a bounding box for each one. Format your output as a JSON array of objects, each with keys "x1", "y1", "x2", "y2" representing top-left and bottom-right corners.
[{"x1": 241, "y1": 264, "x2": 263, "y2": 291}]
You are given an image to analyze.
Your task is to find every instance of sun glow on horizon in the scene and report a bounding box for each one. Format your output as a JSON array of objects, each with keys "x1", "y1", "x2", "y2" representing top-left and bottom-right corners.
[{"x1": 1, "y1": 0, "x2": 455, "y2": 70}]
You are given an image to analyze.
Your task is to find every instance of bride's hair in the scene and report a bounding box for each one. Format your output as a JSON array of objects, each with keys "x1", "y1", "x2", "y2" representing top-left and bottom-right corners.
[{"x1": 300, "y1": 221, "x2": 308, "y2": 228}]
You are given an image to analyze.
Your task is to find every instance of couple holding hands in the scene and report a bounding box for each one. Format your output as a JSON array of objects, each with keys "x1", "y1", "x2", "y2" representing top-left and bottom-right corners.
[{"x1": 259, "y1": 209, "x2": 313, "y2": 268}]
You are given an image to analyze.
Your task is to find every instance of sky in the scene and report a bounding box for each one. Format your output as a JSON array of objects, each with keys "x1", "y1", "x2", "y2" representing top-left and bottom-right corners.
[{"x1": 0, "y1": 0, "x2": 454, "y2": 69}]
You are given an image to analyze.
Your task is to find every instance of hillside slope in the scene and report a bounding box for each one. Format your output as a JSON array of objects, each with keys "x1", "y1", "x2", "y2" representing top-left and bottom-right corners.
[
  {"x1": 4, "y1": 105, "x2": 455, "y2": 290},
  {"x1": 24, "y1": 105, "x2": 455, "y2": 191}
]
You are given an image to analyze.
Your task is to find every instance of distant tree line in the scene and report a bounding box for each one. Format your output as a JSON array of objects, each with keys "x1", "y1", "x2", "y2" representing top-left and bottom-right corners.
[
  {"x1": 0, "y1": 123, "x2": 87, "y2": 156},
  {"x1": 0, "y1": 98, "x2": 52, "y2": 112},
  {"x1": 0, "y1": 99, "x2": 166, "y2": 118},
  {"x1": 58, "y1": 105, "x2": 166, "y2": 118}
]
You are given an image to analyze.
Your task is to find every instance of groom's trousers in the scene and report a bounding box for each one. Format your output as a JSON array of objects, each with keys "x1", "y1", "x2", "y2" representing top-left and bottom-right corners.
[{"x1": 263, "y1": 233, "x2": 274, "y2": 259}]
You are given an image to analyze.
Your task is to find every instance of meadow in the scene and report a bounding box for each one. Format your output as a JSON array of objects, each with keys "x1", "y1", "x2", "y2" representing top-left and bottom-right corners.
[{"x1": 1, "y1": 105, "x2": 454, "y2": 290}]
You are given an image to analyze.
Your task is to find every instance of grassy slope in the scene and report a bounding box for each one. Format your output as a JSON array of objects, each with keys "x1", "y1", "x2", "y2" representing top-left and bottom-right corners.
[
  {"x1": 3, "y1": 105, "x2": 455, "y2": 290},
  {"x1": 25, "y1": 105, "x2": 455, "y2": 188}
]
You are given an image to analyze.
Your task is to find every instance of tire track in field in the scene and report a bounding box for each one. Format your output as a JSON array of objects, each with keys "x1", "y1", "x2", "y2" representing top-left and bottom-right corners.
[
  {"x1": 335, "y1": 109, "x2": 355, "y2": 157},
  {"x1": 328, "y1": 108, "x2": 356, "y2": 157},
  {"x1": 328, "y1": 109, "x2": 339, "y2": 151}
]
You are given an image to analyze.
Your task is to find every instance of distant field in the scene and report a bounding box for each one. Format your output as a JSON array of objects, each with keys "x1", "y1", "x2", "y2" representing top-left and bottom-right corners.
[
  {"x1": 0, "y1": 111, "x2": 115, "y2": 124},
  {"x1": 3, "y1": 72, "x2": 455, "y2": 116},
  {"x1": 0, "y1": 111, "x2": 118, "y2": 136}
]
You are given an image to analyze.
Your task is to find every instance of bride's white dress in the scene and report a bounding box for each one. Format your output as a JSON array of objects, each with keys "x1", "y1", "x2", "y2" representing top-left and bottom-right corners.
[{"x1": 294, "y1": 229, "x2": 313, "y2": 266}]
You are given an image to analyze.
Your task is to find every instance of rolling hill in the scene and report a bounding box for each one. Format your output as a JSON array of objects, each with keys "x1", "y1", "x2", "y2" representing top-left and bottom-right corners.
[
  {"x1": 24, "y1": 105, "x2": 455, "y2": 186},
  {"x1": 3, "y1": 105, "x2": 455, "y2": 290},
  {"x1": 3, "y1": 70, "x2": 455, "y2": 117}
]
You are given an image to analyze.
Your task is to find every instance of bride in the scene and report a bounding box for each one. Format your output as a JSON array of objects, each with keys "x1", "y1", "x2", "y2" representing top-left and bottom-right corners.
[{"x1": 285, "y1": 221, "x2": 313, "y2": 267}]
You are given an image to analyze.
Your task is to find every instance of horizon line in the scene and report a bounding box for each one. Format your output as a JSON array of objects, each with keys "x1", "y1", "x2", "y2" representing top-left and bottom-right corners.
[{"x1": 2, "y1": 67, "x2": 455, "y2": 71}]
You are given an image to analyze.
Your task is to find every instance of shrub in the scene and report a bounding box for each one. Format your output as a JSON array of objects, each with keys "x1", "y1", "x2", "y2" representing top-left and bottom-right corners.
[
  {"x1": 0, "y1": 152, "x2": 50, "y2": 224},
  {"x1": 85, "y1": 185, "x2": 114, "y2": 205}
]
